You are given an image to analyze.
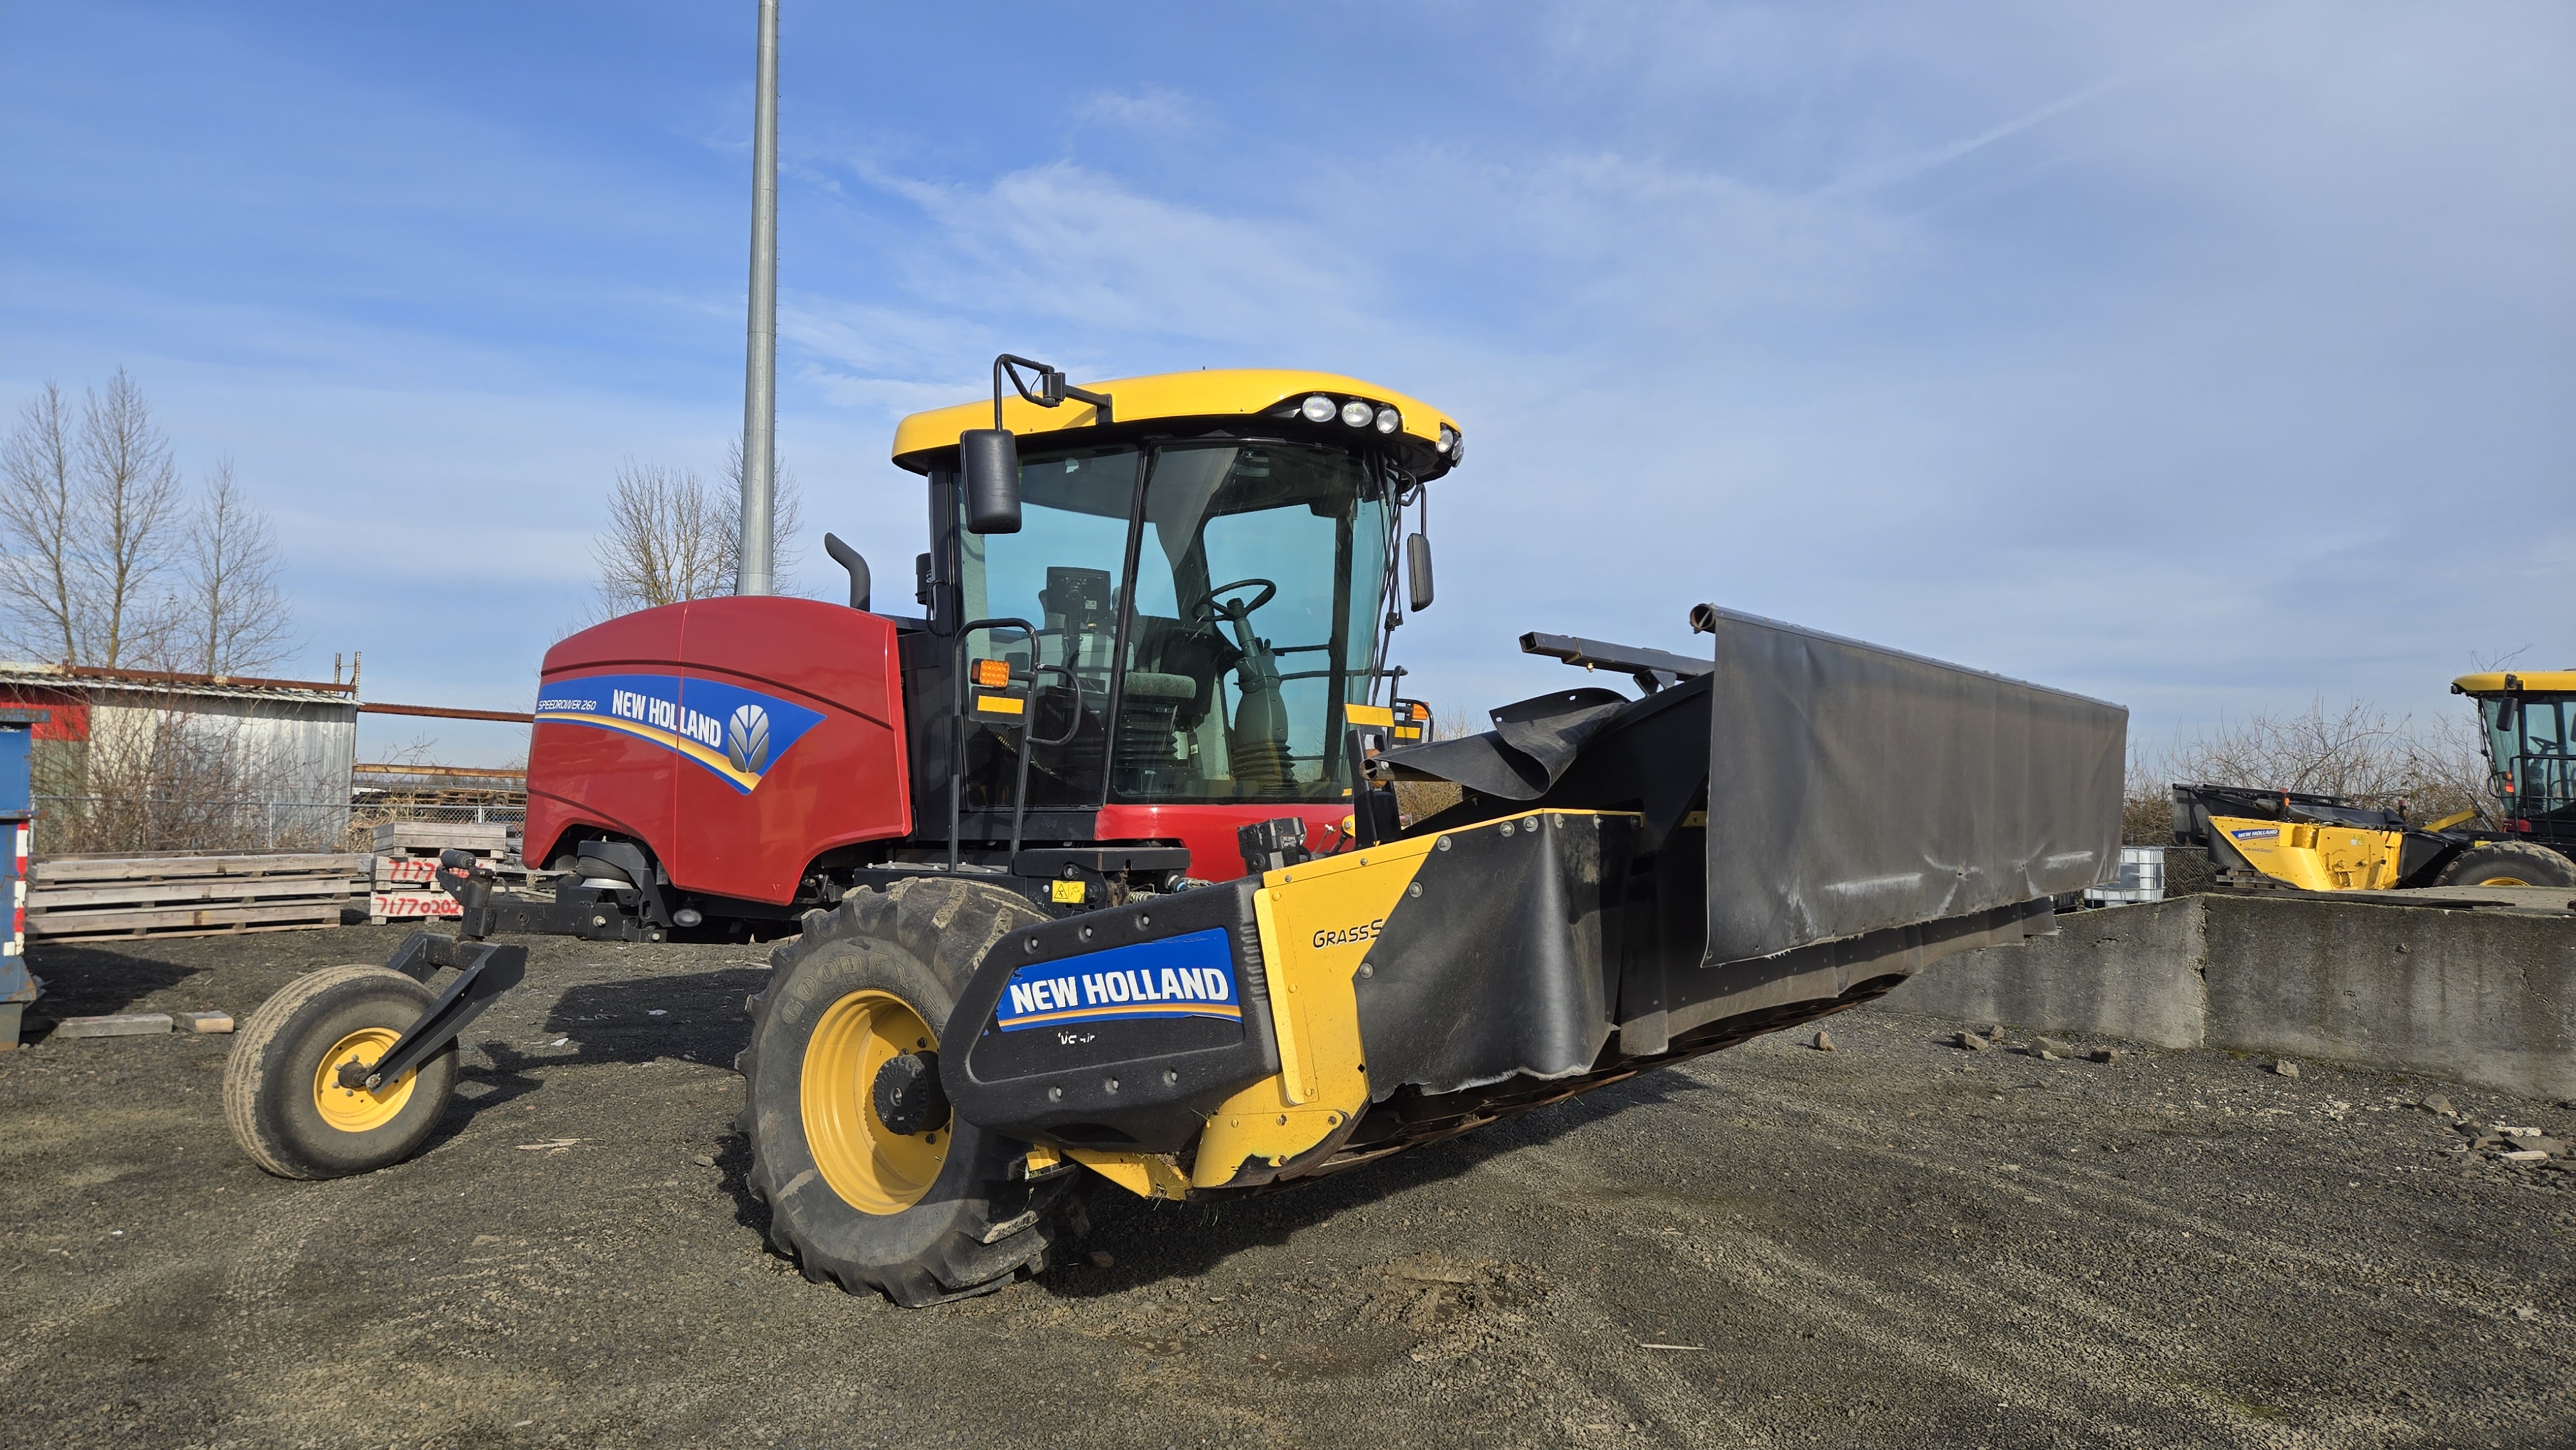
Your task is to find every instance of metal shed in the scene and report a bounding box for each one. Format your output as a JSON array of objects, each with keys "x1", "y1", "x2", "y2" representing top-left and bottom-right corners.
[{"x1": 0, "y1": 664, "x2": 357, "y2": 852}]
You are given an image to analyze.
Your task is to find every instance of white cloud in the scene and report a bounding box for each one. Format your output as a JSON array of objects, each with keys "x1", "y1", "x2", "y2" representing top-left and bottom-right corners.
[
  {"x1": 865, "y1": 160, "x2": 1374, "y2": 348},
  {"x1": 1075, "y1": 87, "x2": 1202, "y2": 134}
]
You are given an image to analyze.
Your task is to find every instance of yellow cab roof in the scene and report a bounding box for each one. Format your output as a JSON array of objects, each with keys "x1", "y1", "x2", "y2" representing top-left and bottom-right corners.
[
  {"x1": 2452, "y1": 671, "x2": 2576, "y2": 696},
  {"x1": 890, "y1": 368, "x2": 1461, "y2": 478}
]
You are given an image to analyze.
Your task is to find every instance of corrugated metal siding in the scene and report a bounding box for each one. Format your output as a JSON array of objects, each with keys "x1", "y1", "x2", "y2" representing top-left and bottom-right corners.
[{"x1": 84, "y1": 695, "x2": 354, "y2": 802}]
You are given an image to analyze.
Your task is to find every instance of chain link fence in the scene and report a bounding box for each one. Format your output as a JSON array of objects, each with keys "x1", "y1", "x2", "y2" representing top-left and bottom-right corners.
[
  {"x1": 37, "y1": 796, "x2": 528, "y2": 856},
  {"x1": 349, "y1": 788, "x2": 527, "y2": 851},
  {"x1": 33, "y1": 796, "x2": 353, "y2": 856},
  {"x1": 348, "y1": 799, "x2": 527, "y2": 857}
]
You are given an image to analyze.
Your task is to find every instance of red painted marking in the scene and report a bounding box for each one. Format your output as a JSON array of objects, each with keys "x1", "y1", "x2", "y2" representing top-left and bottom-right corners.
[{"x1": 0, "y1": 686, "x2": 87, "y2": 742}]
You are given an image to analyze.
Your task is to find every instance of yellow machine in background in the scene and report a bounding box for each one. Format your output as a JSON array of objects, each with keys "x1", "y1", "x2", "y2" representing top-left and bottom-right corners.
[
  {"x1": 2173, "y1": 669, "x2": 2576, "y2": 894},
  {"x1": 2197, "y1": 815, "x2": 2407, "y2": 892}
]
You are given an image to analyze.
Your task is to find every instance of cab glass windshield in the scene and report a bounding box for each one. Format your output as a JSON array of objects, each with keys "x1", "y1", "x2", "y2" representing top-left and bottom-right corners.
[
  {"x1": 2482, "y1": 695, "x2": 2575, "y2": 812},
  {"x1": 1119, "y1": 442, "x2": 1390, "y2": 802},
  {"x1": 951, "y1": 439, "x2": 1393, "y2": 813}
]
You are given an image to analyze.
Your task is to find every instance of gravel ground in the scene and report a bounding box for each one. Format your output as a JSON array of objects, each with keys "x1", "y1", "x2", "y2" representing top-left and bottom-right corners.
[{"x1": 3, "y1": 925, "x2": 2572, "y2": 1450}]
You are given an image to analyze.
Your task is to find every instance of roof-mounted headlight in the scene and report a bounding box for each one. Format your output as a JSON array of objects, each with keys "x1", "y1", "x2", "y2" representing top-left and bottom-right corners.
[
  {"x1": 1340, "y1": 399, "x2": 1374, "y2": 428},
  {"x1": 1437, "y1": 424, "x2": 1457, "y2": 453},
  {"x1": 1301, "y1": 394, "x2": 1337, "y2": 423},
  {"x1": 1450, "y1": 435, "x2": 1466, "y2": 464},
  {"x1": 1374, "y1": 405, "x2": 1401, "y2": 435}
]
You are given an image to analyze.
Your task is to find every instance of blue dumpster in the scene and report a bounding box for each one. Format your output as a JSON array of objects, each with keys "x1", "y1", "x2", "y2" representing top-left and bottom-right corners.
[{"x1": 0, "y1": 707, "x2": 46, "y2": 1049}]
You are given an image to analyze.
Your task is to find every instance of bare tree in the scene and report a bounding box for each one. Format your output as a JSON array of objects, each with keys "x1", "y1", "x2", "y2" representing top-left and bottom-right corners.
[
  {"x1": 2127, "y1": 697, "x2": 2500, "y2": 894},
  {"x1": 2146, "y1": 699, "x2": 2490, "y2": 814},
  {"x1": 74, "y1": 370, "x2": 187, "y2": 668},
  {"x1": 592, "y1": 449, "x2": 806, "y2": 617},
  {"x1": 0, "y1": 370, "x2": 191, "y2": 668},
  {"x1": 725, "y1": 439, "x2": 806, "y2": 585},
  {"x1": 2470, "y1": 645, "x2": 2532, "y2": 672},
  {"x1": 171, "y1": 458, "x2": 296, "y2": 675},
  {"x1": 0, "y1": 381, "x2": 83, "y2": 663},
  {"x1": 592, "y1": 462, "x2": 735, "y2": 614}
]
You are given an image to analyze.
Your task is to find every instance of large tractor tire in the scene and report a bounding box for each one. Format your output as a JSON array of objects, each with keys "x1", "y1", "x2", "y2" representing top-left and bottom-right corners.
[
  {"x1": 224, "y1": 965, "x2": 459, "y2": 1179},
  {"x1": 739, "y1": 878, "x2": 1073, "y2": 1306},
  {"x1": 2437, "y1": 841, "x2": 2576, "y2": 889}
]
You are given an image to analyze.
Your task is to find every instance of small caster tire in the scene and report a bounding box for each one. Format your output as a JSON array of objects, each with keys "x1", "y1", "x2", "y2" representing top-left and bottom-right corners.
[{"x1": 223, "y1": 965, "x2": 458, "y2": 1179}]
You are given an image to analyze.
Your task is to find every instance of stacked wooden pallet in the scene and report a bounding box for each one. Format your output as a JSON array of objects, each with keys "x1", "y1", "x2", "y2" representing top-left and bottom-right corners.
[
  {"x1": 372, "y1": 821, "x2": 513, "y2": 858},
  {"x1": 28, "y1": 852, "x2": 363, "y2": 941},
  {"x1": 369, "y1": 852, "x2": 461, "y2": 923},
  {"x1": 369, "y1": 822, "x2": 553, "y2": 924}
]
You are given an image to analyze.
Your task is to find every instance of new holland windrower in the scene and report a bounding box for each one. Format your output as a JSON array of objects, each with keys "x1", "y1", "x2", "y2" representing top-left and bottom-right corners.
[{"x1": 225, "y1": 359, "x2": 2127, "y2": 1304}]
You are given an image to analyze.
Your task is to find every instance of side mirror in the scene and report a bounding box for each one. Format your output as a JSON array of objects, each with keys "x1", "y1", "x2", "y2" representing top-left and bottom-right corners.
[
  {"x1": 822, "y1": 532, "x2": 870, "y2": 612},
  {"x1": 956, "y1": 354, "x2": 1113, "y2": 538},
  {"x1": 960, "y1": 429, "x2": 1021, "y2": 534},
  {"x1": 1405, "y1": 533, "x2": 1434, "y2": 613}
]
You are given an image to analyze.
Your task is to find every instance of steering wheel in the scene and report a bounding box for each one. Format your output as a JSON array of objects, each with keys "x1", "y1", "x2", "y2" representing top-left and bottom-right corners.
[{"x1": 1187, "y1": 577, "x2": 1277, "y2": 624}]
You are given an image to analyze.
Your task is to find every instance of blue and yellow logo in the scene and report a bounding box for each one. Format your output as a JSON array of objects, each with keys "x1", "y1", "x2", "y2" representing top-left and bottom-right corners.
[
  {"x1": 994, "y1": 928, "x2": 1242, "y2": 1032},
  {"x1": 534, "y1": 673, "x2": 824, "y2": 794}
]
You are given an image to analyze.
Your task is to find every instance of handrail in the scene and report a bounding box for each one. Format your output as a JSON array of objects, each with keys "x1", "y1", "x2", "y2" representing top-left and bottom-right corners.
[
  {"x1": 1003, "y1": 663, "x2": 1083, "y2": 865},
  {"x1": 949, "y1": 617, "x2": 1036, "y2": 871}
]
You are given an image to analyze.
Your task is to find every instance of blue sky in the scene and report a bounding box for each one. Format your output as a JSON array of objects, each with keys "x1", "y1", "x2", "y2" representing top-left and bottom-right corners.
[{"x1": 4, "y1": 2, "x2": 2570, "y2": 764}]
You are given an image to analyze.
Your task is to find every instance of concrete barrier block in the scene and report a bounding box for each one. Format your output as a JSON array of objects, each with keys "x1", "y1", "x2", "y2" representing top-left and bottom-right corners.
[
  {"x1": 2201, "y1": 896, "x2": 2576, "y2": 1100},
  {"x1": 1885, "y1": 898, "x2": 2207, "y2": 1048}
]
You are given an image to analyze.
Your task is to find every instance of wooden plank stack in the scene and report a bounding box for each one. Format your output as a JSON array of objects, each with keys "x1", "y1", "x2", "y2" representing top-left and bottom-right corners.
[
  {"x1": 372, "y1": 821, "x2": 514, "y2": 857},
  {"x1": 28, "y1": 852, "x2": 363, "y2": 941}
]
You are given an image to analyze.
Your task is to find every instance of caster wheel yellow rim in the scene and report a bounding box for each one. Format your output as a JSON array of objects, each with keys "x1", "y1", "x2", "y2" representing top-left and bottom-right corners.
[{"x1": 312, "y1": 1026, "x2": 416, "y2": 1133}]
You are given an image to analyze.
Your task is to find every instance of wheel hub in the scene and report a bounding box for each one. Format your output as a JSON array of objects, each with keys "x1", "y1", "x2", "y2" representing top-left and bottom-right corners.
[
  {"x1": 312, "y1": 1027, "x2": 416, "y2": 1133},
  {"x1": 800, "y1": 989, "x2": 949, "y2": 1215},
  {"x1": 871, "y1": 1051, "x2": 949, "y2": 1137}
]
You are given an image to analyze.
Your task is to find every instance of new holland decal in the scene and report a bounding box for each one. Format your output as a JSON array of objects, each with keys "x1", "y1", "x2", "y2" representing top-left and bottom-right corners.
[
  {"x1": 534, "y1": 673, "x2": 824, "y2": 793},
  {"x1": 995, "y1": 927, "x2": 1242, "y2": 1031},
  {"x1": 2229, "y1": 827, "x2": 2282, "y2": 840}
]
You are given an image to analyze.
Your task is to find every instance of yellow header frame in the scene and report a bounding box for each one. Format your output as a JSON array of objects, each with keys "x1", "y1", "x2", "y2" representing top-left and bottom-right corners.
[{"x1": 889, "y1": 368, "x2": 1460, "y2": 478}]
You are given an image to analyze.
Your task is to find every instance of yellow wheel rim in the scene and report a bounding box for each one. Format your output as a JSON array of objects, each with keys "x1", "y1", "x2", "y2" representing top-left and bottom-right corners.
[
  {"x1": 2478, "y1": 875, "x2": 2532, "y2": 887},
  {"x1": 312, "y1": 1027, "x2": 416, "y2": 1133},
  {"x1": 802, "y1": 989, "x2": 947, "y2": 1216}
]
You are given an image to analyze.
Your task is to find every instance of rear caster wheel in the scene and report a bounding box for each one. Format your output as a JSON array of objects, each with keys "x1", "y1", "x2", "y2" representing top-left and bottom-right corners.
[{"x1": 223, "y1": 965, "x2": 457, "y2": 1179}]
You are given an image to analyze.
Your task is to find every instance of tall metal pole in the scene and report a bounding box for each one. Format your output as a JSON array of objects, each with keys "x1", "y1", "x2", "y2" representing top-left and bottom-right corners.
[{"x1": 735, "y1": 0, "x2": 779, "y2": 596}]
